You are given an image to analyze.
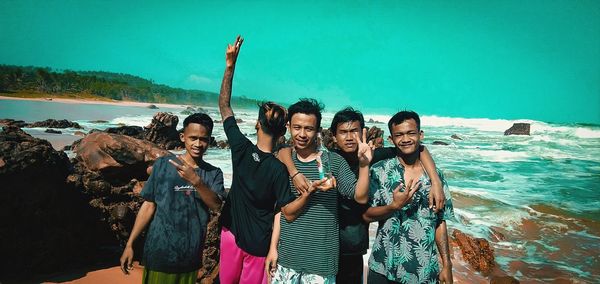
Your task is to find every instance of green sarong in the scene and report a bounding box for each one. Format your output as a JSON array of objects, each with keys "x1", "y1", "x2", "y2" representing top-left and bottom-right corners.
[{"x1": 142, "y1": 268, "x2": 198, "y2": 284}]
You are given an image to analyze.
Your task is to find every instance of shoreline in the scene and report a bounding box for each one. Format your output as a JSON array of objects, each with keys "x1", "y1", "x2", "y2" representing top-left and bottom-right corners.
[{"x1": 0, "y1": 95, "x2": 192, "y2": 110}]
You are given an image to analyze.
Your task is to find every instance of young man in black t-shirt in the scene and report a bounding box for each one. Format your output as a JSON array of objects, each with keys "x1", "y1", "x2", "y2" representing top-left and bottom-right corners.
[{"x1": 217, "y1": 36, "x2": 317, "y2": 284}]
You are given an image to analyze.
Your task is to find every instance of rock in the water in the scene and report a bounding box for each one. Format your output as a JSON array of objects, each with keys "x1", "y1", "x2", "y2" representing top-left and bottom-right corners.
[
  {"x1": 367, "y1": 118, "x2": 384, "y2": 124},
  {"x1": 490, "y1": 276, "x2": 520, "y2": 284},
  {"x1": 74, "y1": 131, "x2": 86, "y2": 136},
  {"x1": 0, "y1": 118, "x2": 28, "y2": 128},
  {"x1": 366, "y1": 126, "x2": 385, "y2": 148},
  {"x1": 29, "y1": 119, "x2": 82, "y2": 129},
  {"x1": 451, "y1": 134, "x2": 463, "y2": 140},
  {"x1": 147, "y1": 104, "x2": 159, "y2": 109},
  {"x1": 432, "y1": 141, "x2": 449, "y2": 146},
  {"x1": 504, "y1": 123, "x2": 530, "y2": 136},
  {"x1": 44, "y1": 128, "x2": 62, "y2": 134},
  {"x1": 105, "y1": 125, "x2": 144, "y2": 139},
  {"x1": 90, "y1": 120, "x2": 109, "y2": 123},
  {"x1": 73, "y1": 132, "x2": 169, "y2": 182},
  {"x1": 144, "y1": 112, "x2": 183, "y2": 150},
  {"x1": 452, "y1": 229, "x2": 495, "y2": 275}
]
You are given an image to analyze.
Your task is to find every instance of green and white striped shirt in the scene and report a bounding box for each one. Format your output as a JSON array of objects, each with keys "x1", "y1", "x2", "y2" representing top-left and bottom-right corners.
[{"x1": 278, "y1": 150, "x2": 358, "y2": 276}]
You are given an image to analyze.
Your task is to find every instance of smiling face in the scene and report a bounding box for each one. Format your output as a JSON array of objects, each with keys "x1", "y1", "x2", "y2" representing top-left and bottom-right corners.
[
  {"x1": 180, "y1": 123, "x2": 210, "y2": 158},
  {"x1": 389, "y1": 118, "x2": 423, "y2": 155},
  {"x1": 333, "y1": 120, "x2": 361, "y2": 153},
  {"x1": 289, "y1": 113, "x2": 319, "y2": 151}
]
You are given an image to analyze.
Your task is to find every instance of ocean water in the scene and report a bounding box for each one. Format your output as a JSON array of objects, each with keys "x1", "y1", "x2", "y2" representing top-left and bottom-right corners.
[{"x1": 2, "y1": 99, "x2": 600, "y2": 282}]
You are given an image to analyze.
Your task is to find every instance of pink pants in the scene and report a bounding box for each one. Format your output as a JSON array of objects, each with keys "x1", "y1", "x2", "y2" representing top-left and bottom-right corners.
[{"x1": 219, "y1": 227, "x2": 267, "y2": 284}]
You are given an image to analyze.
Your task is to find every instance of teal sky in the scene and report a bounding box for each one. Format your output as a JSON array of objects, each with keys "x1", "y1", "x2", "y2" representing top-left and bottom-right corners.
[{"x1": 1, "y1": 1, "x2": 599, "y2": 124}]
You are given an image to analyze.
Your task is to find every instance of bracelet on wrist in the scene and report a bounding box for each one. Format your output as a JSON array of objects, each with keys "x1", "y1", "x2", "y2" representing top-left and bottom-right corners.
[{"x1": 291, "y1": 172, "x2": 300, "y2": 179}]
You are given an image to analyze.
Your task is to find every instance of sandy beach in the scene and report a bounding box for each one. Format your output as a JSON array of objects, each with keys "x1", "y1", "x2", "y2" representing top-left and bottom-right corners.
[{"x1": 0, "y1": 95, "x2": 192, "y2": 110}]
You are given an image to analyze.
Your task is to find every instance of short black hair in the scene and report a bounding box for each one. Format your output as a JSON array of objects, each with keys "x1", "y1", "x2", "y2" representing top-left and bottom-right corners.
[
  {"x1": 288, "y1": 98, "x2": 324, "y2": 129},
  {"x1": 183, "y1": 113, "x2": 214, "y2": 134},
  {"x1": 330, "y1": 107, "x2": 365, "y2": 134},
  {"x1": 258, "y1": 101, "x2": 287, "y2": 138},
  {"x1": 388, "y1": 111, "x2": 421, "y2": 133}
]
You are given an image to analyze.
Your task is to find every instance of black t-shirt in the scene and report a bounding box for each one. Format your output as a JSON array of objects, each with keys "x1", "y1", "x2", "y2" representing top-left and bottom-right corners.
[
  {"x1": 219, "y1": 116, "x2": 295, "y2": 257},
  {"x1": 337, "y1": 147, "x2": 396, "y2": 255}
]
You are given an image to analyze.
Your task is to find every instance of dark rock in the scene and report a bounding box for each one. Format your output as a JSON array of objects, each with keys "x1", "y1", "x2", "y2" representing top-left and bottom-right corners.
[
  {"x1": 452, "y1": 229, "x2": 495, "y2": 275},
  {"x1": 73, "y1": 132, "x2": 169, "y2": 182},
  {"x1": 0, "y1": 118, "x2": 28, "y2": 128},
  {"x1": 147, "y1": 104, "x2": 159, "y2": 109},
  {"x1": 321, "y1": 128, "x2": 336, "y2": 149},
  {"x1": 368, "y1": 118, "x2": 383, "y2": 124},
  {"x1": 29, "y1": 119, "x2": 82, "y2": 129},
  {"x1": 0, "y1": 126, "x2": 106, "y2": 277},
  {"x1": 44, "y1": 128, "x2": 62, "y2": 134},
  {"x1": 197, "y1": 210, "x2": 222, "y2": 283},
  {"x1": 144, "y1": 112, "x2": 183, "y2": 150},
  {"x1": 216, "y1": 140, "x2": 229, "y2": 149},
  {"x1": 490, "y1": 276, "x2": 520, "y2": 284},
  {"x1": 105, "y1": 125, "x2": 144, "y2": 139},
  {"x1": 489, "y1": 226, "x2": 506, "y2": 242},
  {"x1": 451, "y1": 134, "x2": 463, "y2": 140},
  {"x1": 504, "y1": 123, "x2": 530, "y2": 136},
  {"x1": 90, "y1": 120, "x2": 109, "y2": 123},
  {"x1": 432, "y1": 141, "x2": 449, "y2": 146},
  {"x1": 366, "y1": 126, "x2": 384, "y2": 149}
]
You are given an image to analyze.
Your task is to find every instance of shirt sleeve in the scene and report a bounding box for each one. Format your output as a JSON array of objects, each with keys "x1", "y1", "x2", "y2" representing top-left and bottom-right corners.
[
  {"x1": 223, "y1": 116, "x2": 251, "y2": 156},
  {"x1": 437, "y1": 170, "x2": 455, "y2": 223},
  {"x1": 331, "y1": 153, "x2": 357, "y2": 199},
  {"x1": 368, "y1": 166, "x2": 384, "y2": 207},
  {"x1": 140, "y1": 157, "x2": 161, "y2": 202},
  {"x1": 273, "y1": 166, "x2": 294, "y2": 211},
  {"x1": 372, "y1": 147, "x2": 396, "y2": 165},
  {"x1": 210, "y1": 168, "x2": 226, "y2": 200}
]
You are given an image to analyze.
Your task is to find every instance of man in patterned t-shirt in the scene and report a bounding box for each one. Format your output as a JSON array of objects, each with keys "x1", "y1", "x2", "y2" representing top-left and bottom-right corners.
[{"x1": 364, "y1": 111, "x2": 455, "y2": 284}]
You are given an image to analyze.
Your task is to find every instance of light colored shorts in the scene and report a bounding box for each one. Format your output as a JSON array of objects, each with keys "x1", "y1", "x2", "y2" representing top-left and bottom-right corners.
[{"x1": 271, "y1": 264, "x2": 336, "y2": 284}]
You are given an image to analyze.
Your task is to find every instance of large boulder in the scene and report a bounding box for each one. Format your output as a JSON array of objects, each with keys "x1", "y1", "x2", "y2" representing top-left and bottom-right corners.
[
  {"x1": 29, "y1": 119, "x2": 82, "y2": 129},
  {"x1": 366, "y1": 126, "x2": 385, "y2": 148},
  {"x1": 504, "y1": 123, "x2": 530, "y2": 136},
  {"x1": 73, "y1": 132, "x2": 169, "y2": 183},
  {"x1": 0, "y1": 126, "x2": 104, "y2": 277},
  {"x1": 452, "y1": 229, "x2": 495, "y2": 275},
  {"x1": 144, "y1": 112, "x2": 183, "y2": 150},
  {"x1": 0, "y1": 118, "x2": 28, "y2": 128}
]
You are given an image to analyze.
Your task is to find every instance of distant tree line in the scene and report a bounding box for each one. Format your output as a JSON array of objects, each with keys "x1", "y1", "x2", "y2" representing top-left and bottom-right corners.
[{"x1": 0, "y1": 65, "x2": 263, "y2": 107}]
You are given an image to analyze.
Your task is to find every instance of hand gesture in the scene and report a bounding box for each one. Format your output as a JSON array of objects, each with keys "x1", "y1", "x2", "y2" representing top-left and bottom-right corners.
[
  {"x1": 120, "y1": 246, "x2": 134, "y2": 275},
  {"x1": 265, "y1": 248, "x2": 278, "y2": 282},
  {"x1": 168, "y1": 157, "x2": 201, "y2": 186},
  {"x1": 391, "y1": 179, "x2": 421, "y2": 209},
  {"x1": 292, "y1": 172, "x2": 311, "y2": 196},
  {"x1": 313, "y1": 176, "x2": 336, "y2": 192},
  {"x1": 439, "y1": 266, "x2": 453, "y2": 283},
  {"x1": 226, "y1": 35, "x2": 244, "y2": 67},
  {"x1": 356, "y1": 129, "x2": 373, "y2": 167},
  {"x1": 429, "y1": 182, "x2": 446, "y2": 213}
]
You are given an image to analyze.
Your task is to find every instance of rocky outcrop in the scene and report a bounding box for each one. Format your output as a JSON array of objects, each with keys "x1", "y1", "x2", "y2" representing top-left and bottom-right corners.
[
  {"x1": 504, "y1": 123, "x2": 530, "y2": 136},
  {"x1": 29, "y1": 119, "x2": 82, "y2": 129},
  {"x1": 44, "y1": 128, "x2": 62, "y2": 134},
  {"x1": 452, "y1": 229, "x2": 495, "y2": 275},
  {"x1": 197, "y1": 210, "x2": 222, "y2": 283},
  {"x1": 433, "y1": 141, "x2": 449, "y2": 146},
  {"x1": 143, "y1": 112, "x2": 183, "y2": 150},
  {"x1": 73, "y1": 132, "x2": 169, "y2": 182},
  {"x1": 147, "y1": 104, "x2": 159, "y2": 109},
  {"x1": 451, "y1": 134, "x2": 463, "y2": 140},
  {"x1": 105, "y1": 125, "x2": 145, "y2": 139},
  {"x1": 0, "y1": 118, "x2": 28, "y2": 128},
  {"x1": 366, "y1": 126, "x2": 384, "y2": 148},
  {"x1": 0, "y1": 126, "x2": 105, "y2": 277}
]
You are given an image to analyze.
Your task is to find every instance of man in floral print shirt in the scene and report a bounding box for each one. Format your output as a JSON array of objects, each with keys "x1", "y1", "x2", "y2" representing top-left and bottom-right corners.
[{"x1": 363, "y1": 111, "x2": 455, "y2": 284}]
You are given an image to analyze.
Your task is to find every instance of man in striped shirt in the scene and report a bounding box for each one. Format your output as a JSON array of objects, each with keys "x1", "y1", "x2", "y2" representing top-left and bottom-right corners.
[{"x1": 268, "y1": 98, "x2": 372, "y2": 283}]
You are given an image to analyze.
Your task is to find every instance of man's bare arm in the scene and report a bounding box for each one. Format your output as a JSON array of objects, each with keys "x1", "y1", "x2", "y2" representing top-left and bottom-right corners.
[{"x1": 219, "y1": 36, "x2": 243, "y2": 121}]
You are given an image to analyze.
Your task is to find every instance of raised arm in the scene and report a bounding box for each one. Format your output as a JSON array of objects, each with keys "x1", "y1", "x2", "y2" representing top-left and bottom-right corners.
[
  {"x1": 420, "y1": 146, "x2": 445, "y2": 212},
  {"x1": 219, "y1": 35, "x2": 244, "y2": 121}
]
